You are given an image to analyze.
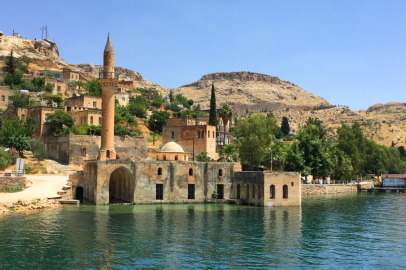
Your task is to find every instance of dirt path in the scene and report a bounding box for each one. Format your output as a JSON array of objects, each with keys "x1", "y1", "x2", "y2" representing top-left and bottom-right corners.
[{"x1": 0, "y1": 175, "x2": 68, "y2": 205}]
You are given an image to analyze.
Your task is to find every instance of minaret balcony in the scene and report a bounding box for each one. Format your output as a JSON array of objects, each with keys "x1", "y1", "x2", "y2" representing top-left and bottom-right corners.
[{"x1": 99, "y1": 68, "x2": 119, "y2": 80}]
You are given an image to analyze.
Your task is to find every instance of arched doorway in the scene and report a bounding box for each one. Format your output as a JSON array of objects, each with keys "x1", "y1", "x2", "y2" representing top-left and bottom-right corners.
[
  {"x1": 109, "y1": 167, "x2": 133, "y2": 204},
  {"x1": 76, "y1": 186, "x2": 83, "y2": 200},
  {"x1": 237, "y1": 184, "x2": 240, "y2": 199},
  {"x1": 270, "y1": 185, "x2": 275, "y2": 199}
]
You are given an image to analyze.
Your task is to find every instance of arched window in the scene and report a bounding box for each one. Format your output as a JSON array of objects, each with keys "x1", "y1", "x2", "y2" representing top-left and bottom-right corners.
[
  {"x1": 283, "y1": 185, "x2": 288, "y2": 199},
  {"x1": 163, "y1": 155, "x2": 166, "y2": 161},
  {"x1": 208, "y1": 132, "x2": 210, "y2": 138},
  {"x1": 90, "y1": 116, "x2": 93, "y2": 125},
  {"x1": 252, "y1": 185, "x2": 255, "y2": 198},
  {"x1": 237, "y1": 184, "x2": 240, "y2": 199},
  {"x1": 189, "y1": 168, "x2": 193, "y2": 176},
  {"x1": 1, "y1": 95, "x2": 5, "y2": 102},
  {"x1": 171, "y1": 131, "x2": 174, "y2": 139},
  {"x1": 202, "y1": 131, "x2": 205, "y2": 138},
  {"x1": 213, "y1": 131, "x2": 215, "y2": 138},
  {"x1": 270, "y1": 185, "x2": 275, "y2": 199},
  {"x1": 99, "y1": 117, "x2": 101, "y2": 125},
  {"x1": 246, "y1": 184, "x2": 250, "y2": 199},
  {"x1": 21, "y1": 114, "x2": 25, "y2": 121},
  {"x1": 219, "y1": 169, "x2": 223, "y2": 176},
  {"x1": 175, "y1": 155, "x2": 178, "y2": 161},
  {"x1": 158, "y1": 168, "x2": 162, "y2": 175},
  {"x1": 198, "y1": 130, "x2": 200, "y2": 138},
  {"x1": 184, "y1": 155, "x2": 187, "y2": 160}
]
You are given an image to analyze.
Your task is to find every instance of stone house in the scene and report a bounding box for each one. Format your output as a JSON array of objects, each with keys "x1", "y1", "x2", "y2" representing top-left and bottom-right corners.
[
  {"x1": 115, "y1": 92, "x2": 130, "y2": 107},
  {"x1": 70, "y1": 110, "x2": 102, "y2": 126},
  {"x1": 162, "y1": 121, "x2": 217, "y2": 160},
  {"x1": 65, "y1": 95, "x2": 102, "y2": 111},
  {"x1": 0, "y1": 87, "x2": 11, "y2": 110}
]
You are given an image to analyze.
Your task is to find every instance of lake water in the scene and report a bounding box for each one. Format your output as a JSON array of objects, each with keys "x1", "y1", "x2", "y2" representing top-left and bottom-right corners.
[{"x1": 0, "y1": 193, "x2": 405, "y2": 269}]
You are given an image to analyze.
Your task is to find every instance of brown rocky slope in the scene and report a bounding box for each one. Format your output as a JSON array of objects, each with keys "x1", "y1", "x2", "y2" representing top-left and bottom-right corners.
[{"x1": 174, "y1": 71, "x2": 331, "y2": 113}]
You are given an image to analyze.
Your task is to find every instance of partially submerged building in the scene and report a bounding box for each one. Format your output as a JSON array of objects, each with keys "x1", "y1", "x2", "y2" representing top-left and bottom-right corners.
[{"x1": 72, "y1": 35, "x2": 301, "y2": 207}]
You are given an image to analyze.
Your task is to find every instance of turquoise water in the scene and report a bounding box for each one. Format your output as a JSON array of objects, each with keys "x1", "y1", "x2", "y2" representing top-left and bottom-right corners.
[{"x1": 0, "y1": 193, "x2": 405, "y2": 269}]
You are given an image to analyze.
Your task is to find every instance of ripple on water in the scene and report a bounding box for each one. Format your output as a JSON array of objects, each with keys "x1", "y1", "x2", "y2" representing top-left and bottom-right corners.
[{"x1": 0, "y1": 194, "x2": 406, "y2": 269}]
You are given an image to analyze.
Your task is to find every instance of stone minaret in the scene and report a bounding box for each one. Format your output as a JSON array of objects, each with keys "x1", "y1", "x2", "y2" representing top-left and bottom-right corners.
[{"x1": 98, "y1": 34, "x2": 118, "y2": 160}]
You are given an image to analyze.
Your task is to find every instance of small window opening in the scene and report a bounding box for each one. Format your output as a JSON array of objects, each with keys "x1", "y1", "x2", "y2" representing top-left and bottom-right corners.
[
  {"x1": 175, "y1": 155, "x2": 178, "y2": 161},
  {"x1": 237, "y1": 184, "x2": 240, "y2": 199},
  {"x1": 247, "y1": 184, "x2": 250, "y2": 199},
  {"x1": 82, "y1": 148, "x2": 86, "y2": 156},
  {"x1": 189, "y1": 168, "x2": 193, "y2": 176},
  {"x1": 291, "y1": 182, "x2": 294, "y2": 186},
  {"x1": 198, "y1": 131, "x2": 200, "y2": 138},
  {"x1": 219, "y1": 169, "x2": 223, "y2": 176},
  {"x1": 158, "y1": 168, "x2": 162, "y2": 175},
  {"x1": 171, "y1": 131, "x2": 174, "y2": 139},
  {"x1": 252, "y1": 185, "x2": 256, "y2": 198}
]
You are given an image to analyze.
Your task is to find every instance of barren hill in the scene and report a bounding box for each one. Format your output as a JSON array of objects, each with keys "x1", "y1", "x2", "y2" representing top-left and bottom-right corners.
[
  {"x1": 271, "y1": 102, "x2": 406, "y2": 148},
  {"x1": 174, "y1": 71, "x2": 330, "y2": 113},
  {"x1": 71, "y1": 63, "x2": 169, "y2": 94}
]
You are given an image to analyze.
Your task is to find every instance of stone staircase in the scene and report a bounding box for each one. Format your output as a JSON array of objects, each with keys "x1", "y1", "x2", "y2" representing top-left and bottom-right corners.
[{"x1": 53, "y1": 162, "x2": 75, "y2": 175}]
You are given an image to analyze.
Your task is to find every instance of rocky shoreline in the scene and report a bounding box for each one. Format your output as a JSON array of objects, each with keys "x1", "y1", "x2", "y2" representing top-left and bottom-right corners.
[{"x1": 0, "y1": 199, "x2": 62, "y2": 214}]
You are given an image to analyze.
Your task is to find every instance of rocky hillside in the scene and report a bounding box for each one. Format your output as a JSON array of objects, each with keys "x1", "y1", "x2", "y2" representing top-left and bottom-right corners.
[
  {"x1": 0, "y1": 35, "x2": 69, "y2": 71},
  {"x1": 71, "y1": 63, "x2": 169, "y2": 94},
  {"x1": 174, "y1": 71, "x2": 330, "y2": 113},
  {"x1": 271, "y1": 102, "x2": 406, "y2": 148}
]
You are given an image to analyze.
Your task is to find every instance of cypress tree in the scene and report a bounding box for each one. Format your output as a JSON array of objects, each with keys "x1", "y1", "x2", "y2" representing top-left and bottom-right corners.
[
  {"x1": 281, "y1": 116, "x2": 290, "y2": 136},
  {"x1": 208, "y1": 83, "x2": 218, "y2": 127}
]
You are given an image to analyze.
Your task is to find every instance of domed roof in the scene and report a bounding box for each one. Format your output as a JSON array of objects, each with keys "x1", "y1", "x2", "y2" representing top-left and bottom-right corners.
[{"x1": 160, "y1": 141, "x2": 184, "y2": 153}]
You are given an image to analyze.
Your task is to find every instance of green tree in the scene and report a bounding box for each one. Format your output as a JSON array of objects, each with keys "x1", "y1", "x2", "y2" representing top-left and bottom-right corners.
[
  {"x1": 31, "y1": 77, "x2": 45, "y2": 88},
  {"x1": 0, "y1": 116, "x2": 37, "y2": 143},
  {"x1": 218, "y1": 144, "x2": 240, "y2": 162},
  {"x1": 398, "y1": 146, "x2": 406, "y2": 159},
  {"x1": 31, "y1": 139, "x2": 49, "y2": 161},
  {"x1": 262, "y1": 141, "x2": 287, "y2": 171},
  {"x1": 208, "y1": 83, "x2": 218, "y2": 127},
  {"x1": 114, "y1": 124, "x2": 128, "y2": 136},
  {"x1": 149, "y1": 111, "x2": 170, "y2": 133},
  {"x1": 218, "y1": 104, "x2": 233, "y2": 146},
  {"x1": 284, "y1": 141, "x2": 308, "y2": 175},
  {"x1": 195, "y1": 152, "x2": 213, "y2": 162},
  {"x1": 8, "y1": 90, "x2": 34, "y2": 108},
  {"x1": 4, "y1": 70, "x2": 23, "y2": 86},
  {"x1": 236, "y1": 114, "x2": 280, "y2": 168},
  {"x1": 4, "y1": 135, "x2": 31, "y2": 155},
  {"x1": 281, "y1": 116, "x2": 290, "y2": 136},
  {"x1": 44, "y1": 83, "x2": 54, "y2": 92},
  {"x1": 2, "y1": 50, "x2": 17, "y2": 74},
  {"x1": 168, "y1": 89, "x2": 174, "y2": 102},
  {"x1": 128, "y1": 101, "x2": 146, "y2": 117},
  {"x1": 47, "y1": 110, "x2": 74, "y2": 136},
  {"x1": 45, "y1": 69, "x2": 55, "y2": 78},
  {"x1": 71, "y1": 80, "x2": 86, "y2": 91},
  {"x1": 85, "y1": 79, "x2": 102, "y2": 97}
]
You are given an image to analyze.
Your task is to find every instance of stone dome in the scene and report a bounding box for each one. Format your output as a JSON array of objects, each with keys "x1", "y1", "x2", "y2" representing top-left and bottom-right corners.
[{"x1": 160, "y1": 141, "x2": 184, "y2": 153}]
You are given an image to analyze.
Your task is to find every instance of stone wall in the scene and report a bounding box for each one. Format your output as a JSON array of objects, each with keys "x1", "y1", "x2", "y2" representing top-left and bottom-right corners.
[
  {"x1": 301, "y1": 184, "x2": 358, "y2": 195},
  {"x1": 0, "y1": 177, "x2": 26, "y2": 188},
  {"x1": 81, "y1": 159, "x2": 242, "y2": 205},
  {"x1": 44, "y1": 135, "x2": 148, "y2": 165}
]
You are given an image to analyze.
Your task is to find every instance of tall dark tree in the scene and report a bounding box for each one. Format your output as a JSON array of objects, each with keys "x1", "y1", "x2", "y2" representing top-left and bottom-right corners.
[
  {"x1": 398, "y1": 146, "x2": 406, "y2": 158},
  {"x1": 281, "y1": 116, "x2": 290, "y2": 136},
  {"x1": 2, "y1": 50, "x2": 17, "y2": 74},
  {"x1": 168, "y1": 89, "x2": 174, "y2": 102},
  {"x1": 208, "y1": 83, "x2": 218, "y2": 127}
]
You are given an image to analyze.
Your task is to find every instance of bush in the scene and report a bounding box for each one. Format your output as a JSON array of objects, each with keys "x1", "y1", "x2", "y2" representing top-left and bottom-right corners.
[
  {"x1": 0, "y1": 184, "x2": 23, "y2": 193},
  {"x1": 0, "y1": 147, "x2": 12, "y2": 170},
  {"x1": 195, "y1": 152, "x2": 213, "y2": 162},
  {"x1": 31, "y1": 139, "x2": 49, "y2": 161},
  {"x1": 8, "y1": 147, "x2": 20, "y2": 164}
]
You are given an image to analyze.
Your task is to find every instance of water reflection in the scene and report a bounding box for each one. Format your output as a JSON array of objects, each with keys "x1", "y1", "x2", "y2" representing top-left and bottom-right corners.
[{"x1": 0, "y1": 194, "x2": 406, "y2": 269}]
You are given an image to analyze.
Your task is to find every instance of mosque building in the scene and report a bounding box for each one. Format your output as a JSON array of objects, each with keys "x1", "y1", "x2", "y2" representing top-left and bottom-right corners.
[{"x1": 72, "y1": 35, "x2": 301, "y2": 207}]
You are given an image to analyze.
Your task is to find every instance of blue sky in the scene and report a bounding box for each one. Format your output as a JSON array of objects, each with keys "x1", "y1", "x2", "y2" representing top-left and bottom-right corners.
[{"x1": 2, "y1": 0, "x2": 406, "y2": 110}]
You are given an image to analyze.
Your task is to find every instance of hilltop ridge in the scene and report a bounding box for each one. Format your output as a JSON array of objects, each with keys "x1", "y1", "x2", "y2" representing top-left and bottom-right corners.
[{"x1": 175, "y1": 71, "x2": 330, "y2": 113}]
